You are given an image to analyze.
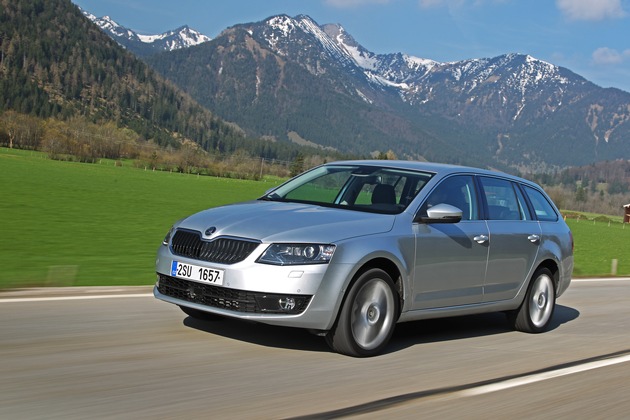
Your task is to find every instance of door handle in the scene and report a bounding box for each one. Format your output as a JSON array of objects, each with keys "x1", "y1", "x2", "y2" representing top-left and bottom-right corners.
[
  {"x1": 528, "y1": 234, "x2": 541, "y2": 244},
  {"x1": 474, "y1": 234, "x2": 489, "y2": 244}
]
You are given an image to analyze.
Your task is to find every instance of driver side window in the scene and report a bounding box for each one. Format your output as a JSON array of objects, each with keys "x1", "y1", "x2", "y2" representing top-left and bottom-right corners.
[{"x1": 421, "y1": 175, "x2": 479, "y2": 220}]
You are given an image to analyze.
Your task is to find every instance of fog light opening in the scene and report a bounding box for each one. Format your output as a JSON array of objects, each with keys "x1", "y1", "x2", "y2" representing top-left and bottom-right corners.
[
  {"x1": 279, "y1": 297, "x2": 296, "y2": 311},
  {"x1": 255, "y1": 294, "x2": 310, "y2": 314}
]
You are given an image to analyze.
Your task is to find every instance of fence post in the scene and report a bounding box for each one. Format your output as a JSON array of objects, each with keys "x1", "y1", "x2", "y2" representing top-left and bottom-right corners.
[{"x1": 611, "y1": 259, "x2": 618, "y2": 276}]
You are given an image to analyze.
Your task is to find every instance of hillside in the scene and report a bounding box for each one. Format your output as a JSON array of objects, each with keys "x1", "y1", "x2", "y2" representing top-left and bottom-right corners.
[
  {"x1": 0, "y1": 0, "x2": 316, "y2": 162},
  {"x1": 147, "y1": 20, "x2": 480, "y2": 167}
]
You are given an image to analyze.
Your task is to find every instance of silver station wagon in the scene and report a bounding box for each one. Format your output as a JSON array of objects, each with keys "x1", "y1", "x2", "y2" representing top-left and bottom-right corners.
[{"x1": 155, "y1": 160, "x2": 573, "y2": 357}]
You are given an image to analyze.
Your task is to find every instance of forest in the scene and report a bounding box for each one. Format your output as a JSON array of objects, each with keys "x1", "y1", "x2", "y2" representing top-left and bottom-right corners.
[
  {"x1": 0, "y1": 110, "x2": 339, "y2": 179},
  {"x1": 0, "y1": 0, "x2": 339, "y2": 168}
]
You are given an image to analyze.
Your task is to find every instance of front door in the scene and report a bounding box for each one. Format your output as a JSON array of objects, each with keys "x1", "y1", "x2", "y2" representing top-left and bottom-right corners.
[{"x1": 412, "y1": 175, "x2": 489, "y2": 309}]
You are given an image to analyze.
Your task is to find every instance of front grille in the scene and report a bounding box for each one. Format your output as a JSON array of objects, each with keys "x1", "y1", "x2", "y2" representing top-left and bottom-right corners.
[
  {"x1": 171, "y1": 229, "x2": 259, "y2": 265},
  {"x1": 157, "y1": 274, "x2": 312, "y2": 314}
]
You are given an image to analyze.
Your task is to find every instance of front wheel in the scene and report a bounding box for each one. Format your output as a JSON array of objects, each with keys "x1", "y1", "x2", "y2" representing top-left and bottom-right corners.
[
  {"x1": 326, "y1": 268, "x2": 399, "y2": 357},
  {"x1": 510, "y1": 268, "x2": 556, "y2": 333}
]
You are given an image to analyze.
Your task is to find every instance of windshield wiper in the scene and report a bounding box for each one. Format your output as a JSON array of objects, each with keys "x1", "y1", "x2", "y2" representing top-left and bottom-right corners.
[{"x1": 259, "y1": 193, "x2": 281, "y2": 201}]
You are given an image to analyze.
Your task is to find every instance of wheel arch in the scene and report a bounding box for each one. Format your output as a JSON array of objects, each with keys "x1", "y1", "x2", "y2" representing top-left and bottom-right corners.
[
  {"x1": 345, "y1": 257, "x2": 404, "y2": 320},
  {"x1": 325, "y1": 258, "x2": 403, "y2": 356},
  {"x1": 535, "y1": 258, "x2": 560, "y2": 292}
]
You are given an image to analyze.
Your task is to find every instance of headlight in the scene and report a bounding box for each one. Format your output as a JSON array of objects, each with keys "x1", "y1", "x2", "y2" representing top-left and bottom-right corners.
[
  {"x1": 257, "y1": 244, "x2": 336, "y2": 266},
  {"x1": 162, "y1": 226, "x2": 175, "y2": 246}
]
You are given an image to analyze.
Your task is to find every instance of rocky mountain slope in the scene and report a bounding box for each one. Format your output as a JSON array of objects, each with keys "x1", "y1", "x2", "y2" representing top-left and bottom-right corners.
[{"x1": 147, "y1": 14, "x2": 630, "y2": 169}]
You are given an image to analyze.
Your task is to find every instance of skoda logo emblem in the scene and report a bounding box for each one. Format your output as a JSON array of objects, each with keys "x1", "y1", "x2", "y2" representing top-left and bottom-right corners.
[{"x1": 205, "y1": 226, "x2": 217, "y2": 236}]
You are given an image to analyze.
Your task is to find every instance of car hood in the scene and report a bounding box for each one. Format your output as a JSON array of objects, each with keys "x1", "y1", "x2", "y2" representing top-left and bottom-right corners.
[{"x1": 176, "y1": 200, "x2": 396, "y2": 243}]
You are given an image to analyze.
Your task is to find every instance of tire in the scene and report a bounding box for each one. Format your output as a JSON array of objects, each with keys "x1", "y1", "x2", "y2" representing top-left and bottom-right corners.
[
  {"x1": 510, "y1": 268, "x2": 556, "y2": 333},
  {"x1": 326, "y1": 268, "x2": 399, "y2": 357},
  {"x1": 179, "y1": 305, "x2": 223, "y2": 321}
]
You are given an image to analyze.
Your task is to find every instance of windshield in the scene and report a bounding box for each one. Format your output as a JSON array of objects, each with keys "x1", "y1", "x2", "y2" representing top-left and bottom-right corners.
[{"x1": 261, "y1": 165, "x2": 433, "y2": 214}]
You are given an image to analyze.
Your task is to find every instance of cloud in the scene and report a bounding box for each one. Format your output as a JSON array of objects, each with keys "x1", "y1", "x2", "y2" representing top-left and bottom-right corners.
[
  {"x1": 324, "y1": 0, "x2": 393, "y2": 7},
  {"x1": 592, "y1": 47, "x2": 630, "y2": 65},
  {"x1": 556, "y1": 0, "x2": 627, "y2": 21}
]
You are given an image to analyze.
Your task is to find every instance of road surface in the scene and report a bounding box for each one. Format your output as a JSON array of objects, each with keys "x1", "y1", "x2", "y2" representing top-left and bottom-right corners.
[{"x1": 1, "y1": 279, "x2": 629, "y2": 419}]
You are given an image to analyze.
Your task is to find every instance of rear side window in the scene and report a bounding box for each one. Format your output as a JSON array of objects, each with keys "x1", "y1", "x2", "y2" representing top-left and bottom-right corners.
[
  {"x1": 523, "y1": 186, "x2": 558, "y2": 221},
  {"x1": 479, "y1": 177, "x2": 525, "y2": 220}
]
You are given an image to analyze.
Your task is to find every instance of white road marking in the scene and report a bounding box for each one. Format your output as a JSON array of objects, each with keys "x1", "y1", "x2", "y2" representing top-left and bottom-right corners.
[
  {"x1": 0, "y1": 293, "x2": 153, "y2": 303},
  {"x1": 458, "y1": 354, "x2": 630, "y2": 398},
  {"x1": 294, "y1": 352, "x2": 630, "y2": 419},
  {"x1": 573, "y1": 278, "x2": 630, "y2": 282}
]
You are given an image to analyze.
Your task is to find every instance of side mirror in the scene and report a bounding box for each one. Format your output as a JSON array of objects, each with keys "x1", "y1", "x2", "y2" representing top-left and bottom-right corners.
[{"x1": 417, "y1": 203, "x2": 463, "y2": 224}]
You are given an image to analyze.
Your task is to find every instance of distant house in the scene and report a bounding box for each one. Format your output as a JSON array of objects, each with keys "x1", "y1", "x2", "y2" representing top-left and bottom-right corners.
[{"x1": 625, "y1": 204, "x2": 630, "y2": 224}]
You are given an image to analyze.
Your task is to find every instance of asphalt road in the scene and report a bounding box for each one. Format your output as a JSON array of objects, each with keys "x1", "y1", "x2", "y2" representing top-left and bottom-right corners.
[{"x1": 1, "y1": 279, "x2": 629, "y2": 419}]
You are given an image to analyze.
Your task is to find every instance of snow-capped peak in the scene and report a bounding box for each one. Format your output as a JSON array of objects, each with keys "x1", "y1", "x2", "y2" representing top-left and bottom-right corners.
[
  {"x1": 89, "y1": 14, "x2": 136, "y2": 39},
  {"x1": 262, "y1": 15, "x2": 355, "y2": 67},
  {"x1": 79, "y1": 6, "x2": 210, "y2": 55},
  {"x1": 322, "y1": 23, "x2": 379, "y2": 71},
  {"x1": 137, "y1": 26, "x2": 210, "y2": 48}
]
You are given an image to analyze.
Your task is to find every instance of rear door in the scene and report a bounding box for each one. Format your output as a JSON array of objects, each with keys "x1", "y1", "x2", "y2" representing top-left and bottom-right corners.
[{"x1": 479, "y1": 177, "x2": 540, "y2": 302}]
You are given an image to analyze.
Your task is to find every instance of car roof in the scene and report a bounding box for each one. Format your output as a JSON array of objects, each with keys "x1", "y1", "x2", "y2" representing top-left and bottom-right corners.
[
  {"x1": 327, "y1": 159, "x2": 531, "y2": 183},
  {"x1": 328, "y1": 159, "x2": 488, "y2": 173}
]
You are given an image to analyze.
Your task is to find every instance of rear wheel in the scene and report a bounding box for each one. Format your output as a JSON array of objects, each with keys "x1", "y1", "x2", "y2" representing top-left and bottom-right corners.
[
  {"x1": 510, "y1": 268, "x2": 556, "y2": 333},
  {"x1": 326, "y1": 268, "x2": 399, "y2": 357},
  {"x1": 179, "y1": 305, "x2": 223, "y2": 321}
]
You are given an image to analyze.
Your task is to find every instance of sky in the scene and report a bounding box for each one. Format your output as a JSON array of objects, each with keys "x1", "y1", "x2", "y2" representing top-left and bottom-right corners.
[{"x1": 72, "y1": 0, "x2": 630, "y2": 93}]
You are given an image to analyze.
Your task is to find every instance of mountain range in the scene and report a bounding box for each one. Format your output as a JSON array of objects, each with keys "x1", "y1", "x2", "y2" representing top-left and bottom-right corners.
[
  {"x1": 143, "y1": 14, "x2": 629, "y2": 170},
  {"x1": 80, "y1": 8, "x2": 211, "y2": 57},
  {"x1": 4, "y1": 1, "x2": 630, "y2": 172}
]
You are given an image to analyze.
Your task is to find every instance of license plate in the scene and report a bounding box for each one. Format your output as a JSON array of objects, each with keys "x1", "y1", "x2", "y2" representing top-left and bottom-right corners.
[{"x1": 171, "y1": 261, "x2": 224, "y2": 286}]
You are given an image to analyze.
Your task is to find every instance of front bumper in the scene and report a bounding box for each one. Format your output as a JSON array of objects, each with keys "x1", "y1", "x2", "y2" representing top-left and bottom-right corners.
[
  {"x1": 154, "y1": 244, "x2": 354, "y2": 330},
  {"x1": 155, "y1": 273, "x2": 312, "y2": 314}
]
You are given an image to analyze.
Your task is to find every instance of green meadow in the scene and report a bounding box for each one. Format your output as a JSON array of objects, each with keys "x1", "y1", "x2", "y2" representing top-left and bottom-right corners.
[
  {"x1": 0, "y1": 148, "x2": 272, "y2": 288},
  {"x1": 1, "y1": 147, "x2": 629, "y2": 289},
  {"x1": 566, "y1": 218, "x2": 630, "y2": 277}
]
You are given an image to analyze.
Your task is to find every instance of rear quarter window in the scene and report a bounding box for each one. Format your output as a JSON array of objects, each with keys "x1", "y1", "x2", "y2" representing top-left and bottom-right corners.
[{"x1": 523, "y1": 186, "x2": 558, "y2": 222}]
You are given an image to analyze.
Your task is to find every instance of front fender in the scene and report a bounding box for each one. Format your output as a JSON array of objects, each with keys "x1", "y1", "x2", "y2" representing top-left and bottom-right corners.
[{"x1": 324, "y1": 231, "x2": 415, "y2": 322}]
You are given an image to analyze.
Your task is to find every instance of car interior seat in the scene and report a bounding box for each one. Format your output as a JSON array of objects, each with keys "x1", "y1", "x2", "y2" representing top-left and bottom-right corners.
[{"x1": 371, "y1": 184, "x2": 396, "y2": 205}]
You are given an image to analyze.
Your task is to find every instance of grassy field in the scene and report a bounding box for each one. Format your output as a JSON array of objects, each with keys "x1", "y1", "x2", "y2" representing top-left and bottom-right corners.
[
  {"x1": 0, "y1": 148, "x2": 272, "y2": 288},
  {"x1": 566, "y1": 218, "x2": 630, "y2": 277},
  {"x1": 1, "y1": 148, "x2": 629, "y2": 289}
]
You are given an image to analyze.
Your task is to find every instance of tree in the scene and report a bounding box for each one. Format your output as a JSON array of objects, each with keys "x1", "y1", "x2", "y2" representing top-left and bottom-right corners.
[
  {"x1": 290, "y1": 153, "x2": 305, "y2": 177},
  {"x1": 376, "y1": 149, "x2": 397, "y2": 160},
  {"x1": 0, "y1": 110, "x2": 43, "y2": 149},
  {"x1": 0, "y1": 110, "x2": 18, "y2": 148},
  {"x1": 575, "y1": 186, "x2": 587, "y2": 203}
]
